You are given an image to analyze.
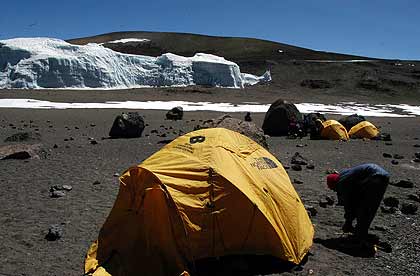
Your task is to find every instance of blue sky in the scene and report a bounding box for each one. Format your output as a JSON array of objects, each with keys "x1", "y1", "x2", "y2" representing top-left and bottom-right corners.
[{"x1": 1, "y1": 0, "x2": 419, "y2": 60}]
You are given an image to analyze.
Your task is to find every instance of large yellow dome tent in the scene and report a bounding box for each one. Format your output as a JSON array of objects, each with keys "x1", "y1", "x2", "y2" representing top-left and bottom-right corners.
[
  {"x1": 84, "y1": 128, "x2": 314, "y2": 276},
  {"x1": 320, "y1": 120, "x2": 349, "y2": 140},
  {"x1": 348, "y1": 121, "x2": 379, "y2": 139}
]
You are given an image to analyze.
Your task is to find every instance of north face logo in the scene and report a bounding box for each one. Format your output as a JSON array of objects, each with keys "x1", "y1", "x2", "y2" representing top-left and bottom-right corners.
[{"x1": 250, "y1": 157, "x2": 278, "y2": 170}]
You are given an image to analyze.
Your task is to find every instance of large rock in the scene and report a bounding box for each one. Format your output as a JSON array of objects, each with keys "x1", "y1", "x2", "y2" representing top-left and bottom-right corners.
[
  {"x1": 166, "y1": 106, "x2": 183, "y2": 120},
  {"x1": 262, "y1": 99, "x2": 303, "y2": 136},
  {"x1": 338, "y1": 114, "x2": 366, "y2": 131},
  {"x1": 0, "y1": 144, "x2": 43, "y2": 160},
  {"x1": 109, "y1": 112, "x2": 145, "y2": 138},
  {"x1": 194, "y1": 115, "x2": 268, "y2": 148}
]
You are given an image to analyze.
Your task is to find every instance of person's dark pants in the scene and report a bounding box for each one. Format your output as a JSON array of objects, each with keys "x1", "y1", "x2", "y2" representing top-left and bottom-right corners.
[{"x1": 354, "y1": 175, "x2": 389, "y2": 238}]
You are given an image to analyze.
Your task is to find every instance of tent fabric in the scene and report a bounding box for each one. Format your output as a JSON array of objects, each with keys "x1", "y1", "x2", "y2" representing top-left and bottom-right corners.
[
  {"x1": 320, "y1": 120, "x2": 349, "y2": 140},
  {"x1": 348, "y1": 121, "x2": 379, "y2": 139},
  {"x1": 84, "y1": 128, "x2": 314, "y2": 276}
]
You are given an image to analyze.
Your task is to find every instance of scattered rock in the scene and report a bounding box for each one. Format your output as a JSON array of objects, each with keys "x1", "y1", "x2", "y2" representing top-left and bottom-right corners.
[
  {"x1": 166, "y1": 106, "x2": 183, "y2": 120},
  {"x1": 195, "y1": 115, "x2": 268, "y2": 148},
  {"x1": 319, "y1": 200, "x2": 328, "y2": 208},
  {"x1": 383, "y1": 153, "x2": 392, "y2": 158},
  {"x1": 391, "y1": 180, "x2": 414, "y2": 188},
  {"x1": 291, "y1": 164, "x2": 302, "y2": 171},
  {"x1": 293, "y1": 179, "x2": 303, "y2": 185},
  {"x1": 407, "y1": 194, "x2": 420, "y2": 202},
  {"x1": 291, "y1": 152, "x2": 308, "y2": 165},
  {"x1": 400, "y1": 203, "x2": 418, "y2": 215},
  {"x1": 4, "y1": 131, "x2": 41, "y2": 143},
  {"x1": 383, "y1": 196, "x2": 399, "y2": 208},
  {"x1": 393, "y1": 154, "x2": 404, "y2": 159},
  {"x1": 391, "y1": 160, "x2": 399, "y2": 165},
  {"x1": 50, "y1": 190, "x2": 65, "y2": 198},
  {"x1": 381, "y1": 206, "x2": 398, "y2": 214},
  {"x1": 109, "y1": 112, "x2": 145, "y2": 138},
  {"x1": 45, "y1": 224, "x2": 63, "y2": 241},
  {"x1": 325, "y1": 196, "x2": 335, "y2": 205},
  {"x1": 306, "y1": 163, "x2": 315, "y2": 170},
  {"x1": 305, "y1": 205, "x2": 318, "y2": 217}
]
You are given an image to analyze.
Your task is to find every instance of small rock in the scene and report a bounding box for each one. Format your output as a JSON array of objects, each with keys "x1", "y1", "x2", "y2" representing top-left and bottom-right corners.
[
  {"x1": 415, "y1": 152, "x2": 420, "y2": 159},
  {"x1": 326, "y1": 168, "x2": 338, "y2": 174},
  {"x1": 391, "y1": 180, "x2": 414, "y2": 188},
  {"x1": 413, "y1": 144, "x2": 420, "y2": 148},
  {"x1": 291, "y1": 164, "x2": 302, "y2": 171},
  {"x1": 413, "y1": 158, "x2": 420, "y2": 163},
  {"x1": 381, "y1": 206, "x2": 398, "y2": 214},
  {"x1": 62, "y1": 185, "x2": 72, "y2": 191},
  {"x1": 393, "y1": 154, "x2": 404, "y2": 159},
  {"x1": 51, "y1": 190, "x2": 65, "y2": 198},
  {"x1": 45, "y1": 224, "x2": 63, "y2": 241},
  {"x1": 385, "y1": 142, "x2": 393, "y2": 146},
  {"x1": 407, "y1": 194, "x2": 420, "y2": 202},
  {"x1": 305, "y1": 205, "x2": 317, "y2": 217},
  {"x1": 93, "y1": 180, "x2": 101, "y2": 185},
  {"x1": 391, "y1": 160, "x2": 399, "y2": 165},
  {"x1": 90, "y1": 123, "x2": 96, "y2": 127},
  {"x1": 400, "y1": 203, "x2": 418, "y2": 215},
  {"x1": 296, "y1": 144, "x2": 305, "y2": 148},
  {"x1": 325, "y1": 196, "x2": 335, "y2": 205},
  {"x1": 90, "y1": 140, "x2": 98, "y2": 145},
  {"x1": 113, "y1": 173, "x2": 119, "y2": 177},
  {"x1": 383, "y1": 196, "x2": 399, "y2": 208},
  {"x1": 293, "y1": 179, "x2": 303, "y2": 184},
  {"x1": 53, "y1": 144, "x2": 58, "y2": 149},
  {"x1": 283, "y1": 165, "x2": 290, "y2": 170},
  {"x1": 383, "y1": 153, "x2": 392, "y2": 158},
  {"x1": 291, "y1": 152, "x2": 308, "y2": 165},
  {"x1": 319, "y1": 200, "x2": 328, "y2": 208},
  {"x1": 306, "y1": 163, "x2": 315, "y2": 169}
]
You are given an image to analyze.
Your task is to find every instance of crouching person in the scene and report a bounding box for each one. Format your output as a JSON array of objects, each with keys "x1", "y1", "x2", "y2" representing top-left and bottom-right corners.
[{"x1": 326, "y1": 163, "x2": 389, "y2": 240}]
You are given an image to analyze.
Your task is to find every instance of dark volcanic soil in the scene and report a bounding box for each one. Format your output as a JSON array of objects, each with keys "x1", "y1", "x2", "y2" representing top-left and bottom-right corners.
[{"x1": 0, "y1": 103, "x2": 419, "y2": 275}]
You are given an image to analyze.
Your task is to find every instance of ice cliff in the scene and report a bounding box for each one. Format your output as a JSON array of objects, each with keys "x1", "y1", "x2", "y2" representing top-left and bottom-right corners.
[{"x1": 0, "y1": 37, "x2": 271, "y2": 89}]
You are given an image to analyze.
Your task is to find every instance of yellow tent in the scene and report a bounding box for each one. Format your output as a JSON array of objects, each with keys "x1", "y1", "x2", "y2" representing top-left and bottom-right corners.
[
  {"x1": 84, "y1": 128, "x2": 314, "y2": 276},
  {"x1": 320, "y1": 120, "x2": 349, "y2": 140},
  {"x1": 348, "y1": 121, "x2": 379, "y2": 139}
]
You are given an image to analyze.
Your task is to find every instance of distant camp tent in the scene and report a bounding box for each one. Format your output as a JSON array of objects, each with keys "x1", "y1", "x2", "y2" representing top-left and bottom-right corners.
[
  {"x1": 320, "y1": 120, "x2": 349, "y2": 140},
  {"x1": 85, "y1": 128, "x2": 314, "y2": 276},
  {"x1": 348, "y1": 121, "x2": 379, "y2": 139}
]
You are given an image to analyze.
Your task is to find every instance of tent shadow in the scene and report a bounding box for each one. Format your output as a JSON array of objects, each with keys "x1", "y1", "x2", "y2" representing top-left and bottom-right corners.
[
  {"x1": 314, "y1": 236, "x2": 377, "y2": 258},
  {"x1": 192, "y1": 254, "x2": 307, "y2": 276}
]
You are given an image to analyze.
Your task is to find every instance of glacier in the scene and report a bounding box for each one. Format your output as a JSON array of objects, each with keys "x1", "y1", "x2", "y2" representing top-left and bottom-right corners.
[{"x1": 0, "y1": 37, "x2": 271, "y2": 89}]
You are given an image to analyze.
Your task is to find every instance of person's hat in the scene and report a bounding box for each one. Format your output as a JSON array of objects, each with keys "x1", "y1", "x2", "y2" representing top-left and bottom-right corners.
[{"x1": 327, "y1": 173, "x2": 340, "y2": 190}]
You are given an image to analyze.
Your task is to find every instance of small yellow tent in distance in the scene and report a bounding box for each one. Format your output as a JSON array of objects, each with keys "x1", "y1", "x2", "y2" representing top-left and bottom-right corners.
[
  {"x1": 320, "y1": 120, "x2": 349, "y2": 140},
  {"x1": 84, "y1": 128, "x2": 314, "y2": 276},
  {"x1": 349, "y1": 121, "x2": 379, "y2": 139}
]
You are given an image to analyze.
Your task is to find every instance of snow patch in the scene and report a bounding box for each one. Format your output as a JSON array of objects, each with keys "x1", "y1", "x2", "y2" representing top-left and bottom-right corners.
[
  {"x1": 103, "y1": 38, "x2": 151, "y2": 44},
  {"x1": 0, "y1": 37, "x2": 269, "y2": 89},
  {"x1": 0, "y1": 99, "x2": 418, "y2": 117}
]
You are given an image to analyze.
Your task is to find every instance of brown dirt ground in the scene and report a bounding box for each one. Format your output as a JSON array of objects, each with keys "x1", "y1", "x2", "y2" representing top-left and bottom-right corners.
[{"x1": 0, "y1": 90, "x2": 419, "y2": 276}]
